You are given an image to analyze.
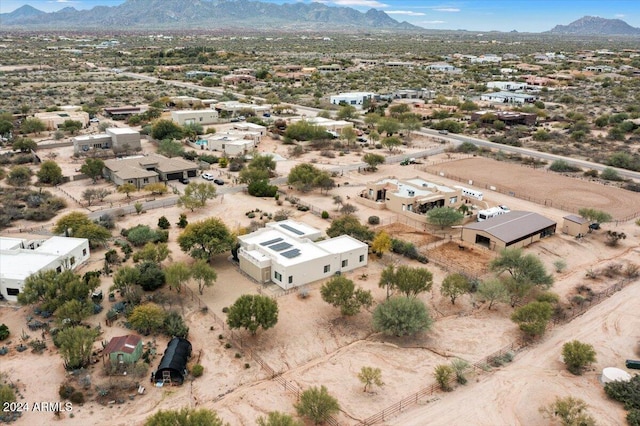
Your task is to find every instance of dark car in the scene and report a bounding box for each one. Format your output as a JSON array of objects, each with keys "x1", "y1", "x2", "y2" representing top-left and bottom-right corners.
[
  {"x1": 213, "y1": 179, "x2": 224, "y2": 185},
  {"x1": 179, "y1": 177, "x2": 190, "y2": 184}
]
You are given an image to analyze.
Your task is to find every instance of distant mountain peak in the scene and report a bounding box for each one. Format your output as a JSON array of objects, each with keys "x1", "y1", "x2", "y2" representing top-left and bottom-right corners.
[
  {"x1": 0, "y1": 0, "x2": 421, "y2": 31},
  {"x1": 547, "y1": 15, "x2": 640, "y2": 35}
]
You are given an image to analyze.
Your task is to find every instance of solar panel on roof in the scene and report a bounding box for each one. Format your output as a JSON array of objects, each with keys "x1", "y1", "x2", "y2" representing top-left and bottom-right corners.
[
  {"x1": 281, "y1": 249, "x2": 301, "y2": 259},
  {"x1": 260, "y1": 237, "x2": 283, "y2": 246},
  {"x1": 269, "y1": 242, "x2": 292, "y2": 252},
  {"x1": 279, "y1": 223, "x2": 304, "y2": 235}
]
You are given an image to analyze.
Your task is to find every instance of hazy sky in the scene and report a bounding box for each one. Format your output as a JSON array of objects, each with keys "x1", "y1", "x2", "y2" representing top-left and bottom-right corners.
[{"x1": 2, "y1": 0, "x2": 640, "y2": 32}]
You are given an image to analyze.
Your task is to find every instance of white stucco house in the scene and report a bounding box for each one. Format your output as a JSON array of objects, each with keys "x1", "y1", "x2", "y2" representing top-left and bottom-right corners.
[
  {"x1": 330, "y1": 92, "x2": 376, "y2": 108},
  {"x1": 237, "y1": 220, "x2": 368, "y2": 290},
  {"x1": 0, "y1": 236, "x2": 90, "y2": 301}
]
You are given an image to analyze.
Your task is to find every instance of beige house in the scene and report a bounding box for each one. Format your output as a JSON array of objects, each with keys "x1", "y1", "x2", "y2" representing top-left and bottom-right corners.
[
  {"x1": 358, "y1": 178, "x2": 463, "y2": 221},
  {"x1": 103, "y1": 153, "x2": 198, "y2": 189},
  {"x1": 171, "y1": 109, "x2": 219, "y2": 126},
  {"x1": 34, "y1": 110, "x2": 89, "y2": 130},
  {"x1": 74, "y1": 127, "x2": 141, "y2": 154},
  {"x1": 562, "y1": 215, "x2": 589, "y2": 236},
  {"x1": 461, "y1": 211, "x2": 556, "y2": 251},
  {"x1": 237, "y1": 220, "x2": 368, "y2": 290}
]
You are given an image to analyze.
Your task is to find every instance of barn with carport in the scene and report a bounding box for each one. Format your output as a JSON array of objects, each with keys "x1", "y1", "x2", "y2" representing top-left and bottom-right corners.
[{"x1": 461, "y1": 211, "x2": 556, "y2": 251}]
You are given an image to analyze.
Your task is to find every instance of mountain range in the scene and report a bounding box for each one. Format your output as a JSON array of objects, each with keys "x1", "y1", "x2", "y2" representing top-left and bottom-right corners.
[
  {"x1": 547, "y1": 16, "x2": 640, "y2": 35},
  {"x1": 0, "y1": 0, "x2": 418, "y2": 31}
]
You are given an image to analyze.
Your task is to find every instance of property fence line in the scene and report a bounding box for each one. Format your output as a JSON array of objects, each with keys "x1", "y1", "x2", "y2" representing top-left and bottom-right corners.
[
  {"x1": 416, "y1": 165, "x2": 639, "y2": 222},
  {"x1": 551, "y1": 278, "x2": 629, "y2": 326}
]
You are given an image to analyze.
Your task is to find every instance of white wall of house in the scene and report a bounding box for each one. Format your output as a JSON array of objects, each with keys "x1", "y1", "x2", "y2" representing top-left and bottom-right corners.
[{"x1": 171, "y1": 109, "x2": 219, "y2": 126}]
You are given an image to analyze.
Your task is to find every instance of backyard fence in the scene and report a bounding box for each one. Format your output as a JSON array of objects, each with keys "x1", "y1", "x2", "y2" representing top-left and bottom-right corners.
[{"x1": 551, "y1": 278, "x2": 629, "y2": 326}]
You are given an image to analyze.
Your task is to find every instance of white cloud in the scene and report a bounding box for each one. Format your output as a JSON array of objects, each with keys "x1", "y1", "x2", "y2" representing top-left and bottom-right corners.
[
  {"x1": 326, "y1": 0, "x2": 389, "y2": 7},
  {"x1": 615, "y1": 13, "x2": 625, "y2": 18},
  {"x1": 384, "y1": 10, "x2": 426, "y2": 16},
  {"x1": 433, "y1": 7, "x2": 460, "y2": 12}
]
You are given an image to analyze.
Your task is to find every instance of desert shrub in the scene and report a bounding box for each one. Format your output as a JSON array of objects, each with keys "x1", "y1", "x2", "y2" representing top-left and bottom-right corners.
[
  {"x1": 0, "y1": 324, "x2": 9, "y2": 341},
  {"x1": 59, "y1": 384, "x2": 75, "y2": 399},
  {"x1": 191, "y1": 364, "x2": 204, "y2": 377},
  {"x1": 549, "y1": 160, "x2": 580, "y2": 173},
  {"x1": 69, "y1": 391, "x2": 84, "y2": 404},
  {"x1": 434, "y1": 364, "x2": 454, "y2": 391},
  {"x1": 368, "y1": 215, "x2": 380, "y2": 225}
]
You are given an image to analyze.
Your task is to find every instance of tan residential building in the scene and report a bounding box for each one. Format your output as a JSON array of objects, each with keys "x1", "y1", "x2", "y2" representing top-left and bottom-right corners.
[
  {"x1": 358, "y1": 177, "x2": 463, "y2": 221},
  {"x1": 34, "y1": 110, "x2": 89, "y2": 130},
  {"x1": 103, "y1": 153, "x2": 197, "y2": 189},
  {"x1": 171, "y1": 109, "x2": 219, "y2": 126},
  {"x1": 73, "y1": 127, "x2": 141, "y2": 154}
]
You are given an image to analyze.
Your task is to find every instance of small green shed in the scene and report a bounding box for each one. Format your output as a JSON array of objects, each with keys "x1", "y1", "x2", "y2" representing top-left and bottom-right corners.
[{"x1": 103, "y1": 335, "x2": 143, "y2": 365}]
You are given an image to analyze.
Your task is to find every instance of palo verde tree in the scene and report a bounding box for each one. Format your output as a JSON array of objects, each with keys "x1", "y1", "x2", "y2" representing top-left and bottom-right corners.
[
  {"x1": 191, "y1": 259, "x2": 217, "y2": 295},
  {"x1": 562, "y1": 340, "x2": 597, "y2": 375},
  {"x1": 320, "y1": 275, "x2": 373, "y2": 317},
  {"x1": 385, "y1": 265, "x2": 433, "y2": 298},
  {"x1": 326, "y1": 215, "x2": 374, "y2": 242},
  {"x1": 287, "y1": 163, "x2": 326, "y2": 193},
  {"x1": 151, "y1": 119, "x2": 184, "y2": 141},
  {"x1": 295, "y1": 385, "x2": 340, "y2": 426},
  {"x1": 54, "y1": 211, "x2": 92, "y2": 236},
  {"x1": 144, "y1": 408, "x2": 229, "y2": 426},
  {"x1": 540, "y1": 396, "x2": 596, "y2": 426},
  {"x1": 511, "y1": 301, "x2": 554, "y2": 339},
  {"x1": 256, "y1": 411, "x2": 302, "y2": 426},
  {"x1": 226, "y1": 294, "x2": 279, "y2": 335},
  {"x1": 362, "y1": 153, "x2": 385, "y2": 171},
  {"x1": 37, "y1": 160, "x2": 64, "y2": 185},
  {"x1": 490, "y1": 248, "x2": 553, "y2": 307},
  {"x1": 372, "y1": 296, "x2": 433, "y2": 337},
  {"x1": 79, "y1": 158, "x2": 105, "y2": 183},
  {"x1": 18, "y1": 269, "x2": 99, "y2": 313},
  {"x1": 178, "y1": 217, "x2": 235, "y2": 261},
  {"x1": 164, "y1": 261, "x2": 191, "y2": 293},
  {"x1": 129, "y1": 303, "x2": 166, "y2": 335},
  {"x1": 358, "y1": 366, "x2": 384, "y2": 393},
  {"x1": 440, "y1": 273, "x2": 471, "y2": 305},
  {"x1": 426, "y1": 207, "x2": 464, "y2": 229},
  {"x1": 578, "y1": 208, "x2": 612, "y2": 225},
  {"x1": 117, "y1": 183, "x2": 137, "y2": 199},
  {"x1": 178, "y1": 182, "x2": 217, "y2": 211},
  {"x1": 56, "y1": 326, "x2": 100, "y2": 370}
]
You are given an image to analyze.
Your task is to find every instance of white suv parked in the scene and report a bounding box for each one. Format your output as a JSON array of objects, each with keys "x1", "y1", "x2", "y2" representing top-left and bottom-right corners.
[{"x1": 202, "y1": 172, "x2": 215, "y2": 180}]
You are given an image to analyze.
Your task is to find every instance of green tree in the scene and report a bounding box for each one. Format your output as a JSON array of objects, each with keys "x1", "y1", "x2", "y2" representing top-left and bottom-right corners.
[
  {"x1": 37, "y1": 160, "x2": 64, "y2": 185},
  {"x1": 313, "y1": 171, "x2": 335, "y2": 194},
  {"x1": 295, "y1": 385, "x2": 340, "y2": 426},
  {"x1": 371, "y1": 231, "x2": 392, "y2": 257},
  {"x1": 477, "y1": 278, "x2": 508, "y2": 310},
  {"x1": 340, "y1": 126, "x2": 357, "y2": 146},
  {"x1": 562, "y1": 340, "x2": 597, "y2": 375},
  {"x1": 136, "y1": 261, "x2": 166, "y2": 291},
  {"x1": 158, "y1": 139, "x2": 185, "y2": 158},
  {"x1": 389, "y1": 103, "x2": 410, "y2": 117},
  {"x1": 74, "y1": 222, "x2": 111, "y2": 249},
  {"x1": 336, "y1": 104, "x2": 357, "y2": 120},
  {"x1": 158, "y1": 215, "x2": 171, "y2": 229},
  {"x1": 434, "y1": 364, "x2": 455, "y2": 391},
  {"x1": 511, "y1": 301, "x2": 553, "y2": 339},
  {"x1": 7, "y1": 165, "x2": 32, "y2": 187},
  {"x1": 577, "y1": 208, "x2": 612, "y2": 224},
  {"x1": 54, "y1": 212, "x2": 92, "y2": 235},
  {"x1": 178, "y1": 182, "x2": 217, "y2": 211},
  {"x1": 0, "y1": 324, "x2": 9, "y2": 341},
  {"x1": 257, "y1": 411, "x2": 302, "y2": 426},
  {"x1": 381, "y1": 136, "x2": 402, "y2": 152},
  {"x1": 177, "y1": 217, "x2": 235, "y2": 261},
  {"x1": 111, "y1": 266, "x2": 141, "y2": 298},
  {"x1": 80, "y1": 158, "x2": 105, "y2": 183},
  {"x1": 18, "y1": 269, "x2": 98, "y2": 313},
  {"x1": 387, "y1": 265, "x2": 433, "y2": 298},
  {"x1": 358, "y1": 366, "x2": 384, "y2": 393},
  {"x1": 320, "y1": 275, "x2": 373, "y2": 317},
  {"x1": 56, "y1": 326, "x2": 100, "y2": 370},
  {"x1": 145, "y1": 182, "x2": 168, "y2": 196},
  {"x1": 144, "y1": 408, "x2": 228, "y2": 426},
  {"x1": 151, "y1": 119, "x2": 184, "y2": 140},
  {"x1": 55, "y1": 299, "x2": 93, "y2": 326},
  {"x1": 133, "y1": 242, "x2": 170, "y2": 264},
  {"x1": 540, "y1": 396, "x2": 596, "y2": 426},
  {"x1": 192, "y1": 259, "x2": 217, "y2": 295},
  {"x1": 372, "y1": 296, "x2": 433, "y2": 336},
  {"x1": 362, "y1": 153, "x2": 385, "y2": 171},
  {"x1": 326, "y1": 215, "x2": 374, "y2": 242},
  {"x1": 164, "y1": 262, "x2": 191, "y2": 293},
  {"x1": 287, "y1": 163, "x2": 323, "y2": 192},
  {"x1": 440, "y1": 273, "x2": 471, "y2": 305},
  {"x1": 490, "y1": 248, "x2": 553, "y2": 306},
  {"x1": 20, "y1": 117, "x2": 46, "y2": 134},
  {"x1": 0, "y1": 119, "x2": 13, "y2": 136},
  {"x1": 377, "y1": 117, "x2": 401, "y2": 136},
  {"x1": 60, "y1": 119, "x2": 83, "y2": 134},
  {"x1": 12, "y1": 137, "x2": 37, "y2": 152},
  {"x1": 117, "y1": 183, "x2": 137, "y2": 199},
  {"x1": 226, "y1": 294, "x2": 279, "y2": 335},
  {"x1": 129, "y1": 303, "x2": 166, "y2": 335},
  {"x1": 427, "y1": 207, "x2": 464, "y2": 229}
]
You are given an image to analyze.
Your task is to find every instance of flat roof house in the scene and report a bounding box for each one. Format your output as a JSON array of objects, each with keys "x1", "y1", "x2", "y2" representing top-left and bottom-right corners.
[
  {"x1": 73, "y1": 127, "x2": 141, "y2": 154},
  {"x1": 34, "y1": 110, "x2": 90, "y2": 130},
  {"x1": 330, "y1": 92, "x2": 376, "y2": 108},
  {"x1": 237, "y1": 220, "x2": 368, "y2": 289},
  {"x1": 103, "y1": 153, "x2": 198, "y2": 189},
  {"x1": 358, "y1": 177, "x2": 463, "y2": 221},
  {"x1": 471, "y1": 110, "x2": 537, "y2": 126},
  {"x1": 461, "y1": 211, "x2": 556, "y2": 251},
  {"x1": 171, "y1": 109, "x2": 219, "y2": 126},
  {"x1": 480, "y1": 91, "x2": 537, "y2": 104},
  {"x1": 0, "y1": 236, "x2": 90, "y2": 301}
]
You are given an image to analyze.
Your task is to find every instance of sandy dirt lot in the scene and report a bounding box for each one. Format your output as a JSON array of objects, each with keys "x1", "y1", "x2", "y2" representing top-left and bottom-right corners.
[
  {"x1": 2, "y1": 135, "x2": 640, "y2": 425},
  {"x1": 425, "y1": 157, "x2": 640, "y2": 220}
]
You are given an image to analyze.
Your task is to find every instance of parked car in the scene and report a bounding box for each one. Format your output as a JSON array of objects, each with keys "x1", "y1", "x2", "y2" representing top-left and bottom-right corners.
[
  {"x1": 263, "y1": 113, "x2": 271, "y2": 118},
  {"x1": 439, "y1": 130, "x2": 449, "y2": 135},
  {"x1": 213, "y1": 179, "x2": 224, "y2": 185},
  {"x1": 179, "y1": 177, "x2": 190, "y2": 184},
  {"x1": 498, "y1": 205, "x2": 510, "y2": 212},
  {"x1": 202, "y1": 172, "x2": 215, "y2": 180}
]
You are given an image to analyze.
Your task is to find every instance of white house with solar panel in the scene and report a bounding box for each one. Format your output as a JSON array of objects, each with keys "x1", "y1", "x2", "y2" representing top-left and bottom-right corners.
[{"x1": 237, "y1": 220, "x2": 368, "y2": 290}]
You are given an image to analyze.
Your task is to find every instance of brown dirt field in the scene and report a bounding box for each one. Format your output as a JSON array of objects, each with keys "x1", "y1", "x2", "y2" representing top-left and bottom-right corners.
[
  {"x1": 427, "y1": 241, "x2": 495, "y2": 278},
  {"x1": 378, "y1": 222, "x2": 441, "y2": 247},
  {"x1": 427, "y1": 157, "x2": 640, "y2": 220}
]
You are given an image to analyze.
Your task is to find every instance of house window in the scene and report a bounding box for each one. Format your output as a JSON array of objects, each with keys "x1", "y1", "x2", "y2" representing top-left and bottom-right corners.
[
  {"x1": 342, "y1": 260, "x2": 348, "y2": 268},
  {"x1": 56, "y1": 266, "x2": 62, "y2": 273},
  {"x1": 143, "y1": 178, "x2": 149, "y2": 183},
  {"x1": 324, "y1": 265, "x2": 330, "y2": 273},
  {"x1": 288, "y1": 276, "x2": 293, "y2": 284},
  {"x1": 274, "y1": 271, "x2": 282, "y2": 282},
  {"x1": 70, "y1": 256, "x2": 76, "y2": 266},
  {"x1": 6, "y1": 288, "x2": 19, "y2": 296},
  {"x1": 199, "y1": 117, "x2": 203, "y2": 121},
  {"x1": 359, "y1": 255, "x2": 364, "y2": 262},
  {"x1": 82, "y1": 249, "x2": 87, "y2": 256},
  {"x1": 450, "y1": 196, "x2": 458, "y2": 204}
]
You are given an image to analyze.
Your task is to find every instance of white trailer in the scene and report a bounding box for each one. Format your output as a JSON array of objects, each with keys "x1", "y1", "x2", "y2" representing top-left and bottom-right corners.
[
  {"x1": 454, "y1": 186, "x2": 484, "y2": 201},
  {"x1": 477, "y1": 206, "x2": 509, "y2": 222}
]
